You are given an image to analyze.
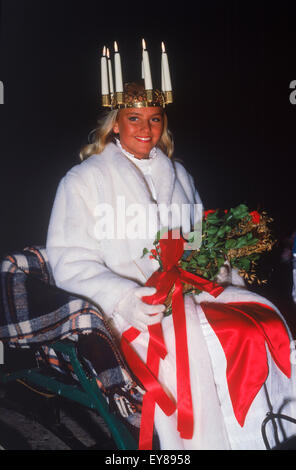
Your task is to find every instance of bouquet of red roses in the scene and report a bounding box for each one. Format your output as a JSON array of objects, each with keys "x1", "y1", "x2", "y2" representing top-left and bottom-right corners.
[{"x1": 142, "y1": 204, "x2": 275, "y2": 314}]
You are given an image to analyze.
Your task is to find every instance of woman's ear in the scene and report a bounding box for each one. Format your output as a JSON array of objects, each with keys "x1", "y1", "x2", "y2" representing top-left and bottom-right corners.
[{"x1": 113, "y1": 122, "x2": 119, "y2": 134}]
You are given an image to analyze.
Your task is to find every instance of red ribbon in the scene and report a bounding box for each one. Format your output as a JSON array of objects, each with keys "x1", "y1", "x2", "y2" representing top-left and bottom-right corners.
[
  {"x1": 121, "y1": 326, "x2": 176, "y2": 418},
  {"x1": 121, "y1": 231, "x2": 223, "y2": 449},
  {"x1": 200, "y1": 301, "x2": 291, "y2": 426}
]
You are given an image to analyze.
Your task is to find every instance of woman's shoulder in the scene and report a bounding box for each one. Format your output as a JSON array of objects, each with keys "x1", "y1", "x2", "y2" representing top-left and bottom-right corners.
[
  {"x1": 172, "y1": 157, "x2": 195, "y2": 182},
  {"x1": 64, "y1": 143, "x2": 118, "y2": 185},
  {"x1": 171, "y1": 156, "x2": 200, "y2": 201}
]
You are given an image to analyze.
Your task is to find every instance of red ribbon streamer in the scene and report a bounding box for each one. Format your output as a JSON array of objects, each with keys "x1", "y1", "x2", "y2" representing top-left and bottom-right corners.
[
  {"x1": 121, "y1": 323, "x2": 176, "y2": 450},
  {"x1": 121, "y1": 326, "x2": 176, "y2": 418},
  {"x1": 121, "y1": 231, "x2": 223, "y2": 449},
  {"x1": 171, "y1": 278, "x2": 194, "y2": 438}
]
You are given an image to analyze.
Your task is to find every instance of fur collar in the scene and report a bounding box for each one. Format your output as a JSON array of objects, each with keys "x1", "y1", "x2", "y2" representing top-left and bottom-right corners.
[{"x1": 96, "y1": 143, "x2": 176, "y2": 207}]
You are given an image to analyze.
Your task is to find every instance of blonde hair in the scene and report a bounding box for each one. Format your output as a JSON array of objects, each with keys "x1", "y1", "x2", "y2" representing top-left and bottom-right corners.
[{"x1": 79, "y1": 108, "x2": 174, "y2": 161}]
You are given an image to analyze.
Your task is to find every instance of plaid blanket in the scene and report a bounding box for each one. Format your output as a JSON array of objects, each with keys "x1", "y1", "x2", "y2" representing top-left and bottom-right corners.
[{"x1": 0, "y1": 246, "x2": 150, "y2": 444}]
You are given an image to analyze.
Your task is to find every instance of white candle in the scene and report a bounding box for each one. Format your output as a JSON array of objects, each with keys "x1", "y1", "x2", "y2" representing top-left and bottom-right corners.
[
  {"x1": 142, "y1": 39, "x2": 153, "y2": 90},
  {"x1": 101, "y1": 46, "x2": 109, "y2": 95},
  {"x1": 114, "y1": 41, "x2": 123, "y2": 93},
  {"x1": 161, "y1": 42, "x2": 172, "y2": 92},
  {"x1": 106, "y1": 48, "x2": 114, "y2": 95},
  {"x1": 161, "y1": 55, "x2": 165, "y2": 92}
]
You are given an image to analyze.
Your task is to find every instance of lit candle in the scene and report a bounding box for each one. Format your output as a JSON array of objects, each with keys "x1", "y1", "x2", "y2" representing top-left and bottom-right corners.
[
  {"x1": 161, "y1": 42, "x2": 172, "y2": 92},
  {"x1": 142, "y1": 39, "x2": 153, "y2": 90},
  {"x1": 114, "y1": 41, "x2": 123, "y2": 93},
  {"x1": 106, "y1": 47, "x2": 114, "y2": 95},
  {"x1": 101, "y1": 46, "x2": 109, "y2": 95},
  {"x1": 161, "y1": 55, "x2": 165, "y2": 92}
]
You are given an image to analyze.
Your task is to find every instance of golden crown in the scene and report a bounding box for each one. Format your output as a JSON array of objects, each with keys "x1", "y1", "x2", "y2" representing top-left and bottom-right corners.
[{"x1": 100, "y1": 40, "x2": 173, "y2": 109}]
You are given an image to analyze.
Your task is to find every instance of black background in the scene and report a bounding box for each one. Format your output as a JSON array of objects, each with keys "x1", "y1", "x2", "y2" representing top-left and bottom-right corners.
[{"x1": 0, "y1": 0, "x2": 295, "y2": 321}]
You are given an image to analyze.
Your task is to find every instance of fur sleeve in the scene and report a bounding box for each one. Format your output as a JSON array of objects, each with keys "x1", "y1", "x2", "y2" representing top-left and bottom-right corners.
[{"x1": 46, "y1": 172, "x2": 138, "y2": 317}]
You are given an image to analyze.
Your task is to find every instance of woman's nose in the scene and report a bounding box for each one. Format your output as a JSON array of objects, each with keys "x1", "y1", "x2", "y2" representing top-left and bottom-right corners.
[{"x1": 139, "y1": 120, "x2": 151, "y2": 133}]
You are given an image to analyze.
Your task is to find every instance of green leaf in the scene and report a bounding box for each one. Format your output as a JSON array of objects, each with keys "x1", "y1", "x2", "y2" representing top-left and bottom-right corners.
[
  {"x1": 155, "y1": 230, "x2": 162, "y2": 242},
  {"x1": 217, "y1": 257, "x2": 225, "y2": 269},
  {"x1": 141, "y1": 248, "x2": 149, "y2": 258},
  {"x1": 236, "y1": 236, "x2": 248, "y2": 248},
  {"x1": 231, "y1": 204, "x2": 249, "y2": 220},
  {"x1": 217, "y1": 226, "x2": 227, "y2": 238},
  {"x1": 196, "y1": 254, "x2": 209, "y2": 267},
  {"x1": 246, "y1": 237, "x2": 259, "y2": 246},
  {"x1": 206, "y1": 213, "x2": 221, "y2": 225},
  {"x1": 225, "y1": 239, "x2": 237, "y2": 249},
  {"x1": 207, "y1": 226, "x2": 218, "y2": 235},
  {"x1": 237, "y1": 258, "x2": 251, "y2": 271},
  {"x1": 186, "y1": 232, "x2": 195, "y2": 243}
]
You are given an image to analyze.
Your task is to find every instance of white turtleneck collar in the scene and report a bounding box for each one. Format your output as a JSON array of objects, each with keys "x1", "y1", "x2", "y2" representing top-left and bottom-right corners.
[
  {"x1": 115, "y1": 138, "x2": 157, "y2": 172},
  {"x1": 115, "y1": 138, "x2": 158, "y2": 200}
]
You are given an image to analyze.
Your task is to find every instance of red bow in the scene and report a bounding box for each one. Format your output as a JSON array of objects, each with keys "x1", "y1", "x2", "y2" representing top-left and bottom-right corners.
[{"x1": 121, "y1": 231, "x2": 223, "y2": 449}]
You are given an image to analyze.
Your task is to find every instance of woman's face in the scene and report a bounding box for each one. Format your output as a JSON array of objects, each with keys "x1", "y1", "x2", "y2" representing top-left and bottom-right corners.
[{"x1": 113, "y1": 107, "x2": 164, "y2": 159}]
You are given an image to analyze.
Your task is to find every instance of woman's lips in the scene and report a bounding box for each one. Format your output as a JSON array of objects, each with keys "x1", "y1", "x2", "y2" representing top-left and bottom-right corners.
[{"x1": 135, "y1": 136, "x2": 152, "y2": 142}]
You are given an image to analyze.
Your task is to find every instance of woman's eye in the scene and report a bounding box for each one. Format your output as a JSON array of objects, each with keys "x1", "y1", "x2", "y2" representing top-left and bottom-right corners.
[
  {"x1": 128, "y1": 116, "x2": 138, "y2": 122},
  {"x1": 151, "y1": 117, "x2": 161, "y2": 122}
]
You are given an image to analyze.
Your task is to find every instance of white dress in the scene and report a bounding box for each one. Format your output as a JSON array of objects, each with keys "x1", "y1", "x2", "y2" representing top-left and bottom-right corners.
[{"x1": 46, "y1": 142, "x2": 296, "y2": 450}]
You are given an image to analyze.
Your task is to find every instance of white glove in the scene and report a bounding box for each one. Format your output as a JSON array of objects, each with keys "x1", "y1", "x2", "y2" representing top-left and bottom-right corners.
[{"x1": 116, "y1": 286, "x2": 165, "y2": 331}]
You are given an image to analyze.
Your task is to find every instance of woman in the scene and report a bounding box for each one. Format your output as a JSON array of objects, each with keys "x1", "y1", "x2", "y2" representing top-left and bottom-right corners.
[{"x1": 46, "y1": 83, "x2": 296, "y2": 450}]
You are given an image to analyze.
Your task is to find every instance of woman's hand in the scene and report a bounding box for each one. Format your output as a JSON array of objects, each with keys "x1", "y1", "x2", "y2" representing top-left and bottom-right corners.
[{"x1": 116, "y1": 286, "x2": 165, "y2": 331}]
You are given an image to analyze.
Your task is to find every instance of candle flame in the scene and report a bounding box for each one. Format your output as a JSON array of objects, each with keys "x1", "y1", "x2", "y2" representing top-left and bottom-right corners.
[
  {"x1": 106, "y1": 47, "x2": 110, "y2": 59},
  {"x1": 114, "y1": 41, "x2": 118, "y2": 53},
  {"x1": 142, "y1": 38, "x2": 146, "y2": 50},
  {"x1": 103, "y1": 46, "x2": 106, "y2": 56},
  {"x1": 161, "y1": 41, "x2": 166, "y2": 53}
]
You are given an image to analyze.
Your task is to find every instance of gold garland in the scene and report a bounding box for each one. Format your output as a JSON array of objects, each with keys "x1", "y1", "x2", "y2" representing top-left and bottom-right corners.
[{"x1": 225, "y1": 212, "x2": 276, "y2": 284}]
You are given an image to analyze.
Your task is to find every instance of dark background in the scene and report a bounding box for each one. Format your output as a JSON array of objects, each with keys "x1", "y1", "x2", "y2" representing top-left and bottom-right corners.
[{"x1": 0, "y1": 0, "x2": 295, "y2": 323}]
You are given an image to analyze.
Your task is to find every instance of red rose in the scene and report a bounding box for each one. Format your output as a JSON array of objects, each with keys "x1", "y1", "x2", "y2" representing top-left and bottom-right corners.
[
  {"x1": 204, "y1": 209, "x2": 217, "y2": 219},
  {"x1": 149, "y1": 248, "x2": 158, "y2": 259},
  {"x1": 250, "y1": 211, "x2": 260, "y2": 224}
]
